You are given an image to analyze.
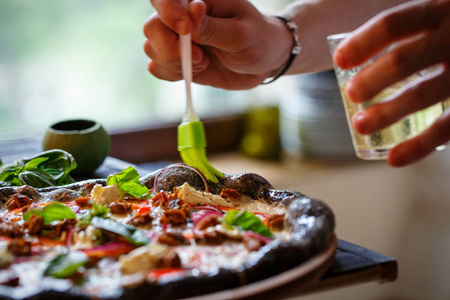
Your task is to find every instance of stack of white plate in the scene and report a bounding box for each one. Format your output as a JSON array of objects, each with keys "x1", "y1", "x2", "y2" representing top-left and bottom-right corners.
[{"x1": 280, "y1": 71, "x2": 356, "y2": 160}]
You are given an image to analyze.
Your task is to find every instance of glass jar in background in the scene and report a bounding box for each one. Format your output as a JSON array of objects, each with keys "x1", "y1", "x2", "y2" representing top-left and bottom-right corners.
[
  {"x1": 239, "y1": 84, "x2": 283, "y2": 160},
  {"x1": 240, "y1": 105, "x2": 281, "y2": 160},
  {"x1": 279, "y1": 70, "x2": 356, "y2": 160}
]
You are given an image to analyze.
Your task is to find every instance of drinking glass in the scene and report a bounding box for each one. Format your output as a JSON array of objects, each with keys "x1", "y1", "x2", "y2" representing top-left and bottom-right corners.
[{"x1": 327, "y1": 32, "x2": 448, "y2": 160}]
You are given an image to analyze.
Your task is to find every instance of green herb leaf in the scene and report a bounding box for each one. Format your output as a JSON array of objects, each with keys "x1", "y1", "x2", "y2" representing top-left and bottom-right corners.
[
  {"x1": 78, "y1": 203, "x2": 109, "y2": 225},
  {"x1": 24, "y1": 202, "x2": 76, "y2": 224},
  {"x1": 91, "y1": 216, "x2": 149, "y2": 246},
  {"x1": 44, "y1": 251, "x2": 88, "y2": 278},
  {"x1": 24, "y1": 157, "x2": 49, "y2": 171},
  {"x1": 19, "y1": 170, "x2": 56, "y2": 188},
  {"x1": 106, "y1": 166, "x2": 149, "y2": 198},
  {"x1": 0, "y1": 150, "x2": 77, "y2": 188},
  {"x1": 222, "y1": 210, "x2": 273, "y2": 238}
]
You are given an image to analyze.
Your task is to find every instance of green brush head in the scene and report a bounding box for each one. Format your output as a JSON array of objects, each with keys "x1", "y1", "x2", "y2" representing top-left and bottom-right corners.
[{"x1": 177, "y1": 121, "x2": 224, "y2": 183}]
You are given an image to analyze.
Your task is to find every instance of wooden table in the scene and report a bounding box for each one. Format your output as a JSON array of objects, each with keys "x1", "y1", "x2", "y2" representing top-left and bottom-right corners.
[{"x1": 0, "y1": 137, "x2": 398, "y2": 298}]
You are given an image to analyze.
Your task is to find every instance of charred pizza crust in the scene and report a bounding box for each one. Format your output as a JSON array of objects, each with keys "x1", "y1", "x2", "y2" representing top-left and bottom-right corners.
[{"x1": 0, "y1": 164, "x2": 335, "y2": 300}]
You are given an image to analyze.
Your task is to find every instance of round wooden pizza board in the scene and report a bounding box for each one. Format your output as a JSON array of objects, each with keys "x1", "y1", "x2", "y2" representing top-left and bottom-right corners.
[{"x1": 182, "y1": 234, "x2": 338, "y2": 300}]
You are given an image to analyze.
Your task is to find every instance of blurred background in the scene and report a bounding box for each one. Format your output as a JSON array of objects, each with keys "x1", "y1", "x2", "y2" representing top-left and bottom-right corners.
[
  {"x1": 1, "y1": 1, "x2": 449, "y2": 300},
  {"x1": 0, "y1": 0, "x2": 291, "y2": 140}
]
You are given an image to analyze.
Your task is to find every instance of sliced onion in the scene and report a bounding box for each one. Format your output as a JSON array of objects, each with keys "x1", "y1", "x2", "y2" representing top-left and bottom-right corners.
[
  {"x1": 160, "y1": 190, "x2": 169, "y2": 206},
  {"x1": 191, "y1": 210, "x2": 222, "y2": 228},
  {"x1": 65, "y1": 227, "x2": 76, "y2": 249},
  {"x1": 152, "y1": 164, "x2": 210, "y2": 193},
  {"x1": 191, "y1": 205, "x2": 224, "y2": 215},
  {"x1": 244, "y1": 231, "x2": 273, "y2": 245}
]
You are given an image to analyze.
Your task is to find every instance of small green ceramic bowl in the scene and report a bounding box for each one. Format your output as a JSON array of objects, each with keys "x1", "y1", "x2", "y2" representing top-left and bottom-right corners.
[{"x1": 43, "y1": 119, "x2": 111, "y2": 176}]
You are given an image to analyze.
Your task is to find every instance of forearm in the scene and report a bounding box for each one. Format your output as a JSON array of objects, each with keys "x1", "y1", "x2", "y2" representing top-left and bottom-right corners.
[{"x1": 281, "y1": 0, "x2": 411, "y2": 74}]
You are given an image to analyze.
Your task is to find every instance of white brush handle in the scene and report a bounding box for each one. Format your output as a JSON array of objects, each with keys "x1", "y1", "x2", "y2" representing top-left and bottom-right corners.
[{"x1": 180, "y1": 0, "x2": 198, "y2": 123}]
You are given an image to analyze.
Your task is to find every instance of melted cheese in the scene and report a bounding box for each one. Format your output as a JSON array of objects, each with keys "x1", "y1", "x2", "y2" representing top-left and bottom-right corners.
[
  {"x1": 72, "y1": 225, "x2": 100, "y2": 250},
  {"x1": 90, "y1": 184, "x2": 123, "y2": 206},
  {"x1": 0, "y1": 249, "x2": 15, "y2": 269},
  {"x1": 119, "y1": 243, "x2": 169, "y2": 274},
  {"x1": 234, "y1": 195, "x2": 286, "y2": 215},
  {"x1": 174, "y1": 183, "x2": 232, "y2": 207}
]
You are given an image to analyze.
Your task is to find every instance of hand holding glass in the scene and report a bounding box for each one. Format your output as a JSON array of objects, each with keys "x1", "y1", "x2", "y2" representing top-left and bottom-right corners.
[{"x1": 327, "y1": 33, "x2": 447, "y2": 160}]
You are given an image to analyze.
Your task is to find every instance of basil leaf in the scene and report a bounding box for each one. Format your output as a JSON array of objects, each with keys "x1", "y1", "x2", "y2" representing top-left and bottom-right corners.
[
  {"x1": 106, "y1": 166, "x2": 149, "y2": 198},
  {"x1": 24, "y1": 202, "x2": 76, "y2": 224},
  {"x1": 222, "y1": 210, "x2": 273, "y2": 238},
  {"x1": 24, "y1": 157, "x2": 49, "y2": 171},
  {"x1": 44, "y1": 251, "x2": 88, "y2": 278},
  {"x1": 78, "y1": 203, "x2": 109, "y2": 225},
  {"x1": 91, "y1": 216, "x2": 149, "y2": 246},
  {"x1": 23, "y1": 150, "x2": 77, "y2": 185},
  {"x1": 0, "y1": 150, "x2": 77, "y2": 187},
  {"x1": 19, "y1": 170, "x2": 56, "y2": 188}
]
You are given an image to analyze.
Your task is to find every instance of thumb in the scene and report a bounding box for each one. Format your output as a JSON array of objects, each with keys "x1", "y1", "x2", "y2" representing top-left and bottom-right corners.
[
  {"x1": 150, "y1": 0, "x2": 193, "y2": 35},
  {"x1": 190, "y1": 0, "x2": 246, "y2": 51}
]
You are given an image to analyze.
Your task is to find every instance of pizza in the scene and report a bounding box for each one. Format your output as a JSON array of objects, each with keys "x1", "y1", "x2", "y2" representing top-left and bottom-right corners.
[{"x1": 0, "y1": 164, "x2": 335, "y2": 299}]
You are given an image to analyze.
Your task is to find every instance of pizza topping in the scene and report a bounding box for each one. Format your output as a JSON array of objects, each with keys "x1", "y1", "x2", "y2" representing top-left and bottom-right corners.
[
  {"x1": 7, "y1": 238, "x2": 32, "y2": 256},
  {"x1": 43, "y1": 218, "x2": 77, "y2": 240},
  {"x1": 160, "y1": 209, "x2": 188, "y2": 226},
  {"x1": 221, "y1": 210, "x2": 273, "y2": 238},
  {"x1": 192, "y1": 211, "x2": 221, "y2": 231},
  {"x1": 268, "y1": 214, "x2": 285, "y2": 231},
  {"x1": 0, "y1": 274, "x2": 20, "y2": 287},
  {"x1": 78, "y1": 203, "x2": 109, "y2": 225},
  {"x1": 194, "y1": 230, "x2": 226, "y2": 245},
  {"x1": 109, "y1": 201, "x2": 132, "y2": 215},
  {"x1": 0, "y1": 249, "x2": 15, "y2": 269},
  {"x1": 6, "y1": 194, "x2": 32, "y2": 211},
  {"x1": 23, "y1": 202, "x2": 76, "y2": 225},
  {"x1": 166, "y1": 198, "x2": 190, "y2": 214},
  {"x1": 44, "y1": 251, "x2": 89, "y2": 279},
  {"x1": 81, "y1": 241, "x2": 136, "y2": 258},
  {"x1": 242, "y1": 233, "x2": 266, "y2": 252},
  {"x1": 23, "y1": 214, "x2": 44, "y2": 236},
  {"x1": 175, "y1": 183, "x2": 232, "y2": 207},
  {"x1": 119, "y1": 243, "x2": 170, "y2": 274},
  {"x1": 157, "y1": 231, "x2": 189, "y2": 246},
  {"x1": 0, "y1": 221, "x2": 24, "y2": 238},
  {"x1": 71, "y1": 225, "x2": 101, "y2": 250},
  {"x1": 127, "y1": 211, "x2": 153, "y2": 228},
  {"x1": 90, "y1": 216, "x2": 149, "y2": 246},
  {"x1": 75, "y1": 197, "x2": 91, "y2": 208},
  {"x1": 220, "y1": 189, "x2": 242, "y2": 201},
  {"x1": 90, "y1": 184, "x2": 124, "y2": 206},
  {"x1": 106, "y1": 166, "x2": 149, "y2": 199},
  {"x1": 159, "y1": 249, "x2": 182, "y2": 268}
]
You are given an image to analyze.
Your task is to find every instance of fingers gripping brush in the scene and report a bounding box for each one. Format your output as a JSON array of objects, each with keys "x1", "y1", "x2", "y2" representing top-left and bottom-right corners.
[{"x1": 177, "y1": 11, "x2": 224, "y2": 183}]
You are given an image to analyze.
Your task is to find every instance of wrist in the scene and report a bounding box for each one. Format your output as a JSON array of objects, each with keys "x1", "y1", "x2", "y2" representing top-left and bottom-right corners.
[{"x1": 262, "y1": 16, "x2": 301, "y2": 84}]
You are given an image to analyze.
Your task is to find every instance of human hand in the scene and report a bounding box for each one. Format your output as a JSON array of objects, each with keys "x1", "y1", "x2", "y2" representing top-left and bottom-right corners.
[
  {"x1": 143, "y1": 0, "x2": 293, "y2": 90},
  {"x1": 333, "y1": 0, "x2": 450, "y2": 167}
]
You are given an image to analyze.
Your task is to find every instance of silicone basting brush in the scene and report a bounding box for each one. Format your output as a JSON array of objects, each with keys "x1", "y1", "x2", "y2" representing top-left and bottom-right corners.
[{"x1": 177, "y1": 16, "x2": 224, "y2": 183}]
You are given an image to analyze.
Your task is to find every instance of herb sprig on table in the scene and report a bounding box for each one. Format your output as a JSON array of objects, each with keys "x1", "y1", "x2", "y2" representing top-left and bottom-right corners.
[{"x1": 0, "y1": 149, "x2": 77, "y2": 188}]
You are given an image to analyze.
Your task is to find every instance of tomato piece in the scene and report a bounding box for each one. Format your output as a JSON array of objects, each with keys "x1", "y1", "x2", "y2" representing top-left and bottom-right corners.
[
  {"x1": 216, "y1": 206, "x2": 235, "y2": 211},
  {"x1": 81, "y1": 241, "x2": 136, "y2": 258},
  {"x1": 136, "y1": 206, "x2": 151, "y2": 214},
  {"x1": 147, "y1": 268, "x2": 186, "y2": 280}
]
